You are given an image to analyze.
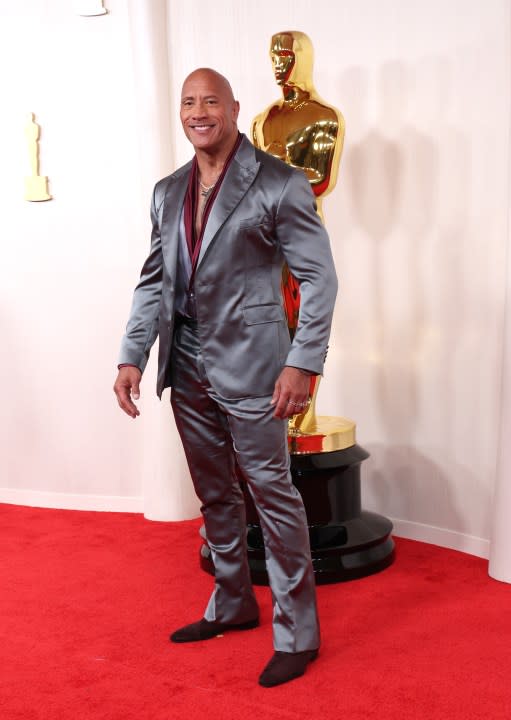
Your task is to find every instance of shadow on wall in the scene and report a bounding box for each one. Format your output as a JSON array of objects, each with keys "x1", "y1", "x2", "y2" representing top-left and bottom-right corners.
[
  {"x1": 340, "y1": 58, "x2": 478, "y2": 532},
  {"x1": 344, "y1": 60, "x2": 432, "y2": 441},
  {"x1": 364, "y1": 443, "x2": 464, "y2": 534}
]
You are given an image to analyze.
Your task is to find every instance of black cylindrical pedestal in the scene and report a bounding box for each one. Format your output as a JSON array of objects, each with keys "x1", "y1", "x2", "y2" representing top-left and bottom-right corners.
[{"x1": 200, "y1": 444, "x2": 395, "y2": 584}]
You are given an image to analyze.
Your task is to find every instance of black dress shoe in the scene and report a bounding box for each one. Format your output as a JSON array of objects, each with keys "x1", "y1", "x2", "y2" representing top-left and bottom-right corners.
[
  {"x1": 170, "y1": 617, "x2": 259, "y2": 643},
  {"x1": 258, "y1": 649, "x2": 319, "y2": 687}
]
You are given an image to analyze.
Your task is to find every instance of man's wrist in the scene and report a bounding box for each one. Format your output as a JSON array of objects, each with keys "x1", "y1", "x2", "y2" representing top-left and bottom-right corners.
[
  {"x1": 118, "y1": 363, "x2": 141, "y2": 372},
  {"x1": 286, "y1": 365, "x2": 317, "y2": 377}
]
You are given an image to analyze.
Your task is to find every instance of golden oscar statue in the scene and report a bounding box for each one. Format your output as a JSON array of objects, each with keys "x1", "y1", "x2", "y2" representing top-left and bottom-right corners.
[
  {"x1": 252, "y1": 30, "x2": 354, "y2": 453},
  {"x1": 243, "y1": 31, "x2": 394, "y2": 585}
]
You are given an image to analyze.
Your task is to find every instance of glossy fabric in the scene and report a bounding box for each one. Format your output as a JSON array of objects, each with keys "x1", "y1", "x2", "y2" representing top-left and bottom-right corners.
[
  {"x1": 118, "y1": 135, "x2": 337, "y2": 653},
  {"x1": 170, "y1": 321, "x2": 320, "y2": 652},
  {"x1": 118, "y1": 135, "x2": 337, "y2": 397}
]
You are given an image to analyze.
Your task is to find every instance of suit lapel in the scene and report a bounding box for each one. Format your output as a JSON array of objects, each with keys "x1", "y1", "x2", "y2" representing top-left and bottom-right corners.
[
  {"x1": 160, "y1": 162, "x2": 191, "y2": 277},
  {"x1": 197, "y1": 137, "x2": 261, "y2": 267}
]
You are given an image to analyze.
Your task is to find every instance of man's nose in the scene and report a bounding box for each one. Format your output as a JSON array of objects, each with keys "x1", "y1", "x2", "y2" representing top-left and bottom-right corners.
[{"x1": 191, "y1": 101, "x2": 209, "y2": 115}]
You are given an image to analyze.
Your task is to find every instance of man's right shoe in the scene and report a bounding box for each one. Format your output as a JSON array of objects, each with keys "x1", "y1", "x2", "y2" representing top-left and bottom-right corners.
[{"x1": 169, "y1": 617, "x2": 259, "y2": 643}]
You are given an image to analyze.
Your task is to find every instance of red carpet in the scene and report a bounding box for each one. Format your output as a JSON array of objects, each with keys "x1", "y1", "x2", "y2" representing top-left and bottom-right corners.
[{"x1": 1, "y1": 503, "x2": 510, "y2": 720}]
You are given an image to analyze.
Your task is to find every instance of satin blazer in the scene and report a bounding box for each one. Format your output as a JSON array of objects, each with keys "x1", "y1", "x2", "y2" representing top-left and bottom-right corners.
[{"x1": 119, "y1": 135, "x2": 338, "y2": 400}]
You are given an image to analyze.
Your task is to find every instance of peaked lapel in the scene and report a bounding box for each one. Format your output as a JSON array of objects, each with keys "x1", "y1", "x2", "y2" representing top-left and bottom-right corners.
[
  {"x1": 159, "y1": 161, "x2": 192, "y2": 278},
  {"x1": 197, "y1": 136, "x2": 261, "y2": 268}
]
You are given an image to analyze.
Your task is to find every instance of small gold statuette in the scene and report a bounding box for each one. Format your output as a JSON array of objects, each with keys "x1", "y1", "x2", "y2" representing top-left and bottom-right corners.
[
  {"x1": 74, "y1": 0, "x2": 108, "y2": 16},
  {"x1": 24, "y1": 113, "x2": 52, "y2": 202},
  {"x1": 253, "y1": 31, "x2": 353, "y2": 453}
]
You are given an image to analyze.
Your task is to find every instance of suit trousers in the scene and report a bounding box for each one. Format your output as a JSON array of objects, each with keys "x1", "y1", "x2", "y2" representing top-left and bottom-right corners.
[{"x1": 169, "y1": 319, "x2": 320, "y2": 653}]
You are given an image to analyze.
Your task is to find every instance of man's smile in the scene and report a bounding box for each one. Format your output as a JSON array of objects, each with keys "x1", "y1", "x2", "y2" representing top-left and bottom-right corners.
[{"x1": 190, "y1": 123, "x2": 215, "y2": 132}]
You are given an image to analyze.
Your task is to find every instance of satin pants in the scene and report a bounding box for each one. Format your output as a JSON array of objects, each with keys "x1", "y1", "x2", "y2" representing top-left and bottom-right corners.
[{"x1": 170, "y1": 320, "x2": 320, "y2": 652}]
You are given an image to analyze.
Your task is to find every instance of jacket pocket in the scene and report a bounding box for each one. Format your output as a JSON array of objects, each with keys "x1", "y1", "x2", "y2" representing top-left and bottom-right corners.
[
  {"x1": 238, "y1": 214, "x2": 272, "y2": 230},
  {"x1": 242, "y1": 303, "x2": 283, "y2": 325}
]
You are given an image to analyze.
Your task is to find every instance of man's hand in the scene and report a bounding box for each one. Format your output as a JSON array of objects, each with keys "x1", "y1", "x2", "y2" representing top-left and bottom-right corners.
[
  {"x1": 113, "y1": 366, "x2": 142, "y2": 418},
  {"x1": 271, "y1": 366, "x2": 312, "y2": 419}
]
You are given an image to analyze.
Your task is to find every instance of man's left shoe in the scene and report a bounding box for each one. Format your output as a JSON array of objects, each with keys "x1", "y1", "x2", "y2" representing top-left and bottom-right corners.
[
  {"x1": 258, "y1": 649, "x2": 319, "y2": 687},
  {"x1": 170, "y1": 617, "x2": 259, "y2": 643}
]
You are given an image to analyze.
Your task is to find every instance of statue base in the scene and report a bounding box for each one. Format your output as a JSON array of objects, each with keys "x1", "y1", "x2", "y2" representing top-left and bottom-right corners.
[
  {"x1": 289, "y1": 414, "x2": 357, "y2": 454},
  {"x1": 24, "y1": 176, "x2": 51, "y2": 202},
  {"x1": 199, "y1": 444, "x2": 395, "y2": 585}
]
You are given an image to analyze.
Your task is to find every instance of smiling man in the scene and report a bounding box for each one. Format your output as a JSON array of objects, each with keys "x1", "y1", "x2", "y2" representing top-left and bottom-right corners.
[{"x1": 113, "y1": 68, "x2": 338, "y2": 687}]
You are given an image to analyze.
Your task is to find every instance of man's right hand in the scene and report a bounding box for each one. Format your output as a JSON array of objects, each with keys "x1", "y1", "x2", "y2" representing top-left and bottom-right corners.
[{"x1": 113, "y1": 366, "x2": 142, "y2": 418}]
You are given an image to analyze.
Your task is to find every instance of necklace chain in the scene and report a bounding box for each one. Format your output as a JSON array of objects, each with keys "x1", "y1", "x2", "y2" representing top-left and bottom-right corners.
[{"x1": 199, "y1": 177, "x2": 218, "y2": 197}]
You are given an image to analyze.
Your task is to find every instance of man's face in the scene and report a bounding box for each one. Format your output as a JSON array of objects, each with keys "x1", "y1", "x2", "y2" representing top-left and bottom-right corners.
[{"x1": 180, "y1": 71, "x2": 240, "y2": 155}]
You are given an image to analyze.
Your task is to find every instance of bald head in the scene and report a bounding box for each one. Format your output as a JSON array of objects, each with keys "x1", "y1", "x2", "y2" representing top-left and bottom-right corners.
[{"x1": 182, "y1": 68, "x2": 235, "y2": 102}]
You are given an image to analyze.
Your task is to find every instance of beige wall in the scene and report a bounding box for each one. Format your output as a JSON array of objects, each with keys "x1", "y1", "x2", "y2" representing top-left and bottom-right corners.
[
  {"x1": 1, "y1": 0, "x2": 510, "y2": 560},
  {"x1": 0, "y1": 0, "x2": 196, "y2": 518}
]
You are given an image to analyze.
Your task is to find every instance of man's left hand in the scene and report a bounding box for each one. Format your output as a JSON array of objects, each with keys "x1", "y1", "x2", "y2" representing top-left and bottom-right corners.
[{"x1": 271, "y1": 367, "x2": 311, "y2": 419}]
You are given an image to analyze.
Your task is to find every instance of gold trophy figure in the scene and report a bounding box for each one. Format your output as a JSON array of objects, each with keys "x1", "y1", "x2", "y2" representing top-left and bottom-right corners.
[
  {"x1": 24, "y1": 113, "x2": 52, "y2": 202},
  {"x1": 252, "y1": 31, "x2": 344, "y2": 219},
  {"x1": 237, "y1": 32, "x2": 394, "y2": 584},
  {"x1": 252, "y1": 31, "x2": 354, "y2": 452}
]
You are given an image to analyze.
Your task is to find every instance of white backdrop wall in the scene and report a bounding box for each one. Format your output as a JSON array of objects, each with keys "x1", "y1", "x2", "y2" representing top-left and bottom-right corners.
[
  {"x1": 166, "y1": 1, "x2": 511, "y2": 559},
  {"x1": 1, "y1": 1, "x2": 510, "y2": 566}
]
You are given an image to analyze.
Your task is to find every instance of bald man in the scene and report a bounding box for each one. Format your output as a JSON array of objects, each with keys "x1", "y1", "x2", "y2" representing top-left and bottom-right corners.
[{"x1": 114, "y1": 68, "x2": 337, "y2": 687}]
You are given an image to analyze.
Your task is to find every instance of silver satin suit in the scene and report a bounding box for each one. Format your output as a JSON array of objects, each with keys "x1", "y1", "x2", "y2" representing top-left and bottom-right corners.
[{"x1": 119, "y1": 135, "x2": 338, "y2": 652}]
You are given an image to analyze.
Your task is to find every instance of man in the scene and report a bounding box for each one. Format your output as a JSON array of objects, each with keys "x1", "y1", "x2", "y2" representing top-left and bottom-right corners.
[{"x1": 113, "y1": 68, "x2": 338, "y2": 687}]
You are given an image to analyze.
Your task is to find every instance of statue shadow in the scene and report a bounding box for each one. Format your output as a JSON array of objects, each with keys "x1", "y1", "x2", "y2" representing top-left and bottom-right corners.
[{"x1": 338, "y1": 59, "x2": 478, "y2": 536}]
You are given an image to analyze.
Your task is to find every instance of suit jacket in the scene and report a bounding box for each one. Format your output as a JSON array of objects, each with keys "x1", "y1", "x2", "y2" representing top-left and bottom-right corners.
[{"x1": 119, "y1": 135, "x2": 338, "y2": 400}]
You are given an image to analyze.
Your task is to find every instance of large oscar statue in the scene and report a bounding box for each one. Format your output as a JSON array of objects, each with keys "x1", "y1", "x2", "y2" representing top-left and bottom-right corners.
[
  {"x1": 246, "y1": 31, "x2": 394, "y2": 583},
  {"x1": 252, "y1": 30, "x2": 351, "y2": 449}
]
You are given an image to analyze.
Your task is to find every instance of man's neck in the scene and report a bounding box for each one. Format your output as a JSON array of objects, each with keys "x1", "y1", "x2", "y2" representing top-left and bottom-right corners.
[{"x1": 195, "y1": 131, "x2": 240, "y2": 179}]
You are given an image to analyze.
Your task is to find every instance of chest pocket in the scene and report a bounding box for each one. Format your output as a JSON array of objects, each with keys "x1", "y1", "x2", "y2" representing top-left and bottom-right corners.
[{"x1": 239, "y1": 215, "x2": 277, "y2": 265}]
